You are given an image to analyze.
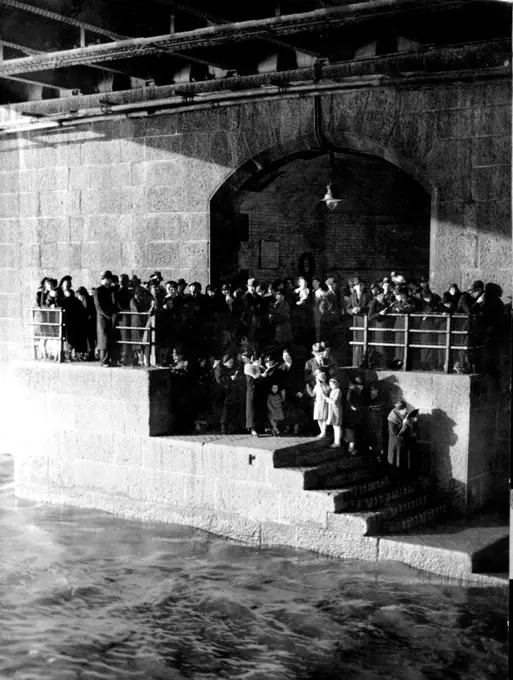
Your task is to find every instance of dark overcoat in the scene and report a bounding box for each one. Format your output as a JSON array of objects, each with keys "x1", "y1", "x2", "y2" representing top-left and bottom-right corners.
[{"x1": 93, "y1": 284, "x2": 118, "y2": 350}]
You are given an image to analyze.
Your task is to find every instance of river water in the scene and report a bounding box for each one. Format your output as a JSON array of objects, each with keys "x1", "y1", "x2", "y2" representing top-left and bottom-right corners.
[{"x1": 0, "y1": 475, "x2": 507, "y2": 680}]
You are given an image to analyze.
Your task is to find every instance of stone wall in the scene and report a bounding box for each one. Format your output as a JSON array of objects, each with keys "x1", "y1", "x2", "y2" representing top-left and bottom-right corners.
[
  {"x1": 8, "y1": 361, "x2": 502, "y2": 516},
  {"x1": 0, "y1": 79, "x2": 511, "y2": 364}
]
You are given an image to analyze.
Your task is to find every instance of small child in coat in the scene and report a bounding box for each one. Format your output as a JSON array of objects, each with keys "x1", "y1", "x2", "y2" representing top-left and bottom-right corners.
[
  {"x1": 306, "y1": 369, "x2": 331, "y2": 439},
  {"x1": 267, "y1": 383, "x2": 284, "y2": 436},
  {"x1": 325, "y1": 377, "x2": 343, "y2": 448},
  {"x1": 366, "y1": 382, "x2": 387, "y2": 462}
]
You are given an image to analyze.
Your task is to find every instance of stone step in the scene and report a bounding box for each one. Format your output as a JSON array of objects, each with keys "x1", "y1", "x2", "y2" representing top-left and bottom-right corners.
[
  {"x1": 349, "y1": 482, "x2": 419, "y2": 511},
  {"x1": 383, "y1": 503, "x2": 447, "y2": 534},
  {"x1": 378, "y1": 492, "x2": 431, "y2": 521},
  {"x1": 302, "y1": 455, "x2": 374, "y2": 489},
  {"x1": 273, "y1": 442, "x2": 341, "y2": 469},
  {"x1": 323, "y1": 475, "x2": 393, "y2": 512}
]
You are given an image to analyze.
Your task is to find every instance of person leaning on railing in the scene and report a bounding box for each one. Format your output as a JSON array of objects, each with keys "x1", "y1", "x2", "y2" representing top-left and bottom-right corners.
[{"x1": 76, "y1": 287, "x2": 97, "y2": 361}]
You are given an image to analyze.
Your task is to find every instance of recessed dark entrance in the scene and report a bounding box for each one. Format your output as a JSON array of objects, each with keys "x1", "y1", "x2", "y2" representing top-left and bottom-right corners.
[{"x1": 210, "y1": 150, "x2": 431, "y2": 285}]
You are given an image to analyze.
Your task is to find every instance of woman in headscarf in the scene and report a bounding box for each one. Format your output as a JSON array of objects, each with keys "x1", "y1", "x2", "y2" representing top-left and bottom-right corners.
[{"x1": 387, "y1": 400, "x2": 419, "y2": 475}]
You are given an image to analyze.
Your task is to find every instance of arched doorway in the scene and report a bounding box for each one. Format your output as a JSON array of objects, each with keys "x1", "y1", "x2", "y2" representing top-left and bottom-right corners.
[{"x1": 210, "y1": 150, "x2": 431, "y2": 286}]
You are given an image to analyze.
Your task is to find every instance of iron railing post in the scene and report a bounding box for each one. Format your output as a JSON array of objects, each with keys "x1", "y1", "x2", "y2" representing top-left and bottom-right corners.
[
  {"x1": 362, "y1": 314, "x2": 369, "y2": 368},
  {"x1": 58, "y1": 308, "x2": 65, "y2": 363},
  {"x1": 444, "y1": 313, "x2": 452, "y2": 374},
  {"x1": 150, "y1": 314, "x2": 156, "y2": 367},
  {"x1": 403, "y1": 314, "x2": 409, "y2": 371}
]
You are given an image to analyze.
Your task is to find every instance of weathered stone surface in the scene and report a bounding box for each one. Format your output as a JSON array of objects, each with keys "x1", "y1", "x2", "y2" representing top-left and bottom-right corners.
[
  {"x1": 88, "y1": 163, "x2": 132, "y2": 189},
  {"x1": 279, "y1": 489, "x2": 329, "y2": 526},
  {"x1": 113, "y1": 434, "x2": 143, "y2": 468},
  {"x1": 180, "y1": 241, "x2": 209, "y2": 270},
  {"x1": 82, "y1": 241, "x2": 122, "y2": 269},
  {"x1": 0, "y1": 218, "x2": 21, "y2": 243},
  {"x1": 477, "y1": 233, "x2": 512, "y2": 271},
  {"x1": 472, "y1": 135, "x2": 510, "y2": 167},
  {"x1": 81, "y1": 188, "x2": 138, "y2": 215},
  {"x1": 434, "y1": 229, "x2": 478, "y2": 271},
  {"x1": 473, "y1": 104, "x2": 511, "y2": 137},
  {"x1": 81, "y1": 139, "x2": 121, "y2": 166},
  {"x1": 378, "y1": 538, "x2": 473, "y2": 576},
  {"x1": 209, "y1": 513, "x2": 261, "y2": 544},
  {"x1": 0, "y1": 193, "x2": 18, "y2": 218},
  {"x1": 296, "y1": 527, "x2": 378, "y2": 561},
  {"x1": 130, "y1": 241, "x2": 180, "y2": 269},
  {"x1": 85, "y1": 214, "x2": 133, "y2": 242},
  {"x1": 144, "y1": 134, "x2": 183, "y2": 162},
  {"x1": 132, "y1": 160, "x2": 182, "y2": 187},
  {"x1": 39, "y1": 190, "x2": 81, "y2": 218},
  {"x1": 260, "y1": 521, "x2": 297, "y2": 548},
  {"x1": 144, "y1": 185, "x2": 183, "y2": 213},
  {"x1": 68, "y1": 166, "x2": 92, "y2": 190},
  {"x1": 472, "y1": 164, "x2": 511, "y2": 202},
  {"x1": 202, "y1": 441, "x2": 272, "y2": 484},
  {"x1": 61, "y1": 430, "x2": 115, "y2": 464},
  {"x1": 215, "y1": 478, "x2": 280, "y2": 521},
  {"x1": 134, "y1": 213, "x2": 186, "y2": 242},
  {"x1": 327, "y1": 511, "x2": 382, "y2": 536}
]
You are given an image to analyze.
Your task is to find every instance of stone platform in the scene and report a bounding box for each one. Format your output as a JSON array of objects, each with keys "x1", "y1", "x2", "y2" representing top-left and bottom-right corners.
[{"x1": 5, "y1": 361, "x2": 509, "y2": 582}]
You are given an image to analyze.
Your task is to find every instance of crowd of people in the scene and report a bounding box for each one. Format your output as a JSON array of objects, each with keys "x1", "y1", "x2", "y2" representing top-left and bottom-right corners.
[{"x1": 33, "y1": 268, "x2": 507, "y2": 470}]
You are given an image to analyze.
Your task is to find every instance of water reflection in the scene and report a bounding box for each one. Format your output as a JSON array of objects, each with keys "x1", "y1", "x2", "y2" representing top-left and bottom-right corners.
[{"x1": 0, "y1": 480, "x2": 507, "y2": 680}]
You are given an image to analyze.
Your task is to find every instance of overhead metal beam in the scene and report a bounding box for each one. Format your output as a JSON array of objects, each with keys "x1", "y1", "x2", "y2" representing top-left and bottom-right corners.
[
  {"x1": 0, "y1": 0, "x2": 469, "y2": 76},
  {"x1": 155, "y1": 0, "x2": 327, "y2": 58},
  {"x1": 0, "y1": 39, "x2": 148, "y2": 83},
  {"x1": 0, "y1": 0, "x2": 229, "y2": 72}
]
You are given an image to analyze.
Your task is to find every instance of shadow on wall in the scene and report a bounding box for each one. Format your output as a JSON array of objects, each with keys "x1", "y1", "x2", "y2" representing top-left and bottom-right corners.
[{"x1": 363, "y1": 370, "x2": 462, "y2": 509}]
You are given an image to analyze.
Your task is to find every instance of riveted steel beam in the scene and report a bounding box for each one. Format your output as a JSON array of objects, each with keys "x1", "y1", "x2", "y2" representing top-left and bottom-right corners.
[
  {"x1": 0, "y1": 39, "x2": 148, "y2": 82},
  {"x1": 0, "y1": 0, "x2": 470, "y2": 76},
  {"x1": 0, "y1": 0, "x2": 229, "y2": 71}
]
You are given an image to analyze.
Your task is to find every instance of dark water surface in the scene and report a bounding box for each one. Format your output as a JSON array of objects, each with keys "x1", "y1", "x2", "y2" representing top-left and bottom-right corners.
[{"x1": 0, "y1": 484, "x2": 507, "y2": 680}]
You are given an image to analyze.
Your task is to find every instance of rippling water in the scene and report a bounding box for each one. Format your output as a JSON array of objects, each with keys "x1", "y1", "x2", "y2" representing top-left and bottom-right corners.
[{"x1": 0, "y1": 479, "x2": 507, "y2": 680}]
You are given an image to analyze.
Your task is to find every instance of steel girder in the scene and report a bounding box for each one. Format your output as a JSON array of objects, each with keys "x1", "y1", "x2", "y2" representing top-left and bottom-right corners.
[{"x1": 0, "y1": 0, "x2": 468, "y2": 76}]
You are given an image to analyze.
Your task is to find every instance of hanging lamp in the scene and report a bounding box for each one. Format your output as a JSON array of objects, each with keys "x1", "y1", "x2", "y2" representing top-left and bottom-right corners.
[{"x1": 320, "y1": 151, "x2": 343, "y2": 210}]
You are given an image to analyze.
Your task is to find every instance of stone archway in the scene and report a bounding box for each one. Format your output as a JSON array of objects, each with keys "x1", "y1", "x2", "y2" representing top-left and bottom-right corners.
[{"x1": 210, "y1": 139, "x2": 432, "y2": 285}]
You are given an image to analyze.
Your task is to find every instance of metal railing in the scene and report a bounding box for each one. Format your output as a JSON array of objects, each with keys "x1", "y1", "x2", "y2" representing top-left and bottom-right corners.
[
  {"x1": 116, "y1": 311, "x2": 156, "y2": 367},
  {"x1": 26, "y1": 307, "x2": 66, "y2": 362},
  {"x1": 350, "y1": 313, "x2": 486, "y2": 373}
]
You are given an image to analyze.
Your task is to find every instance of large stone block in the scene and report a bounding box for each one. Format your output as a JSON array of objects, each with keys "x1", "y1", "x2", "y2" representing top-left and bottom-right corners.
[
  {"x1": 142, "y1": 469, "x2": 185, "y2": 505},
  {"x1": 472, "y1": 135, "x2": 510, "y2": 167},
  {"x1": 123, "y1": 399, "x2": 151, "y2": 435},
  {"x1": 182, "y1": 159, "x2": 224, "y2": 212},
  {"x1": 472, "y1": 165, "x2": 511, "y2": 202},
  {"x1": 426, "y1": 139, "x2": 471, "y2": 203},
  {"x1": 434, "y1": 229, "x2": 478, "y2": 271},
  {"x1": 437, "y1": 109, "x2": 472, "y2": 139},
  {"x1": 180, "y1": 241, "x2": 209, "y2": 270},
  {"x1": 280, "y1": 489, "x2": 329, "y2": 526},
  {"x1": 88, "y1": 163, "x2": 132, "y2": 189},
  {"x1": 0, "y1": 193, "x2": 18, "y2": 218},
  {"x1": 144, "y1": 185, "x2": 182, "y2": 213},
  {"x1": 82, "y1": 242, "x2": 122, "y2": 269},
  {"x1": 202, "y1": 441, "x2": 272, "y2": 484},
  {"x1": 183, "y1": 473, "x2": 217, "y2": 509},
  {"x1": 76, "y1": 397, "x2": 126, "y2": 435},
  {"x1": 133, "y1": 213, "x2": 185, "y2": 242},
  {"x1": 19, "y1": 192, "x2": 38, "y2": 219},
  {"x1": 260, "y1": 521, "x2": 297, "y2": 548},
  {"x1": 378, "y1": 538, "x2": 473, "y2": 577},
  {"x1": 85, "y1": 214, "x2": 133, "y2": 242},
  {"x1": 144, "y1": 134, "x2": 183, "y2": 162},
  {"x1": 0, "y1": 218, "x2": 21, "y2": 243},
  {"x1": 0, "y1": 243, "x2": 20, "y2": 269},
  {"x1": 214, "y1": 478, "x2": 280, "y2": 521},
  {"x1": 81, "y1": 139, "x2": 121, "y2": 166},
  {"x1": 131, "y1": 241, "x2": 180, "y2": 269},
  {"x1": 38, "y1": 142, "x2": 81, "y2": 168},
  {"x1": 68, "y1": 166, "x2": 92, "y2": 190},
  {"x1": 477, "y1": 233, "x2": 511, "y2": 271},
  {"x1": 12, "y1": 361, "x2": 60, "y2": 395},
  {"x1": 113, "y1": 434, "x2": 143, "y2": 468},
  {"x1": 296, "y1": 527, "x2": 378, "y2": 561},
  {"x1": 81, "y1": 188, "x2": 138, "y2": 215},
  {"x1": 34, "y1": 167, "x2": 69, "y2": 192},
  {"x1": 209, "y1": 513, "x2": 261, "y2": 544},
  {"x1": 39, "y1": 191, "x2": 80, "y2": 218},
  {"x1": 61, "y1": 430, "x2": 115, "y2": 464},
  {"x1": 132, "y1": 160, "x2": 182, "y2": 187},
  {"x1": 473, "y1": 104, "x2": 511, "y2": 137},
  {"x1": 0, "y1": 171, "x2": 21, "y2": 193}
]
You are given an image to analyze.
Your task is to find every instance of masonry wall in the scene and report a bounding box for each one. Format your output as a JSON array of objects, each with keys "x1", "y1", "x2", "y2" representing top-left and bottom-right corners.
[{"x1": 0, "y1": 79, "x2": 511, "y2": 365}]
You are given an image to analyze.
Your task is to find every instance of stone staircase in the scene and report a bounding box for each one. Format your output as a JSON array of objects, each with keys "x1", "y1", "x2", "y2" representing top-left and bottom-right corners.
[{"x1": 275, "y1": 448, "x2": 447, "y2": 537}]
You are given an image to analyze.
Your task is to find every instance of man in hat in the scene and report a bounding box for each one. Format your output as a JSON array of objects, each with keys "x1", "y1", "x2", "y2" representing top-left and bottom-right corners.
[
  {"x1": 348, "y1": 277, "x2": 371, "y2": 316},
  {"x1": 177, "y1": 278, "x2": 188, "y2": 298},
  {"x1": 458, "y1": 280, "x2": 484, "y2": 315},
  {"x1": 345, "y1": 374, "x2": 366, "y2": 455},
  {"x1": 93, "y1": 270, "x2": 119, "y2": 366},
  {"x1": 304, "y1": 342, "x2": 327, "y2": 389},
  {"x1": 243, "y1": 278, "x2": 261, "y2": 345}
]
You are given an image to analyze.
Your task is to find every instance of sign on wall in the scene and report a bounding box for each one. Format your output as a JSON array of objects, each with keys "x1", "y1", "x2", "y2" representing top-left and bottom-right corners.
[{"x1": 259, "y1": 240, "x2": 280, "y2": 269}]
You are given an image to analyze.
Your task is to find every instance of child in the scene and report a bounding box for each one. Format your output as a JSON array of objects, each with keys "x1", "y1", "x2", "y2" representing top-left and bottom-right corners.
[
  {"x1": 325, "y1": 377, "x2": 342, "y2": 448},
  {"x1": 366, "y1": 382, "x2": 386, "y2": 463},
  {"x1": 306, "y1": 369, "x2": 330, "y2": 439},
  {"x1": 267, "y1": 383, "x2": 284, "y2": 436}
]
